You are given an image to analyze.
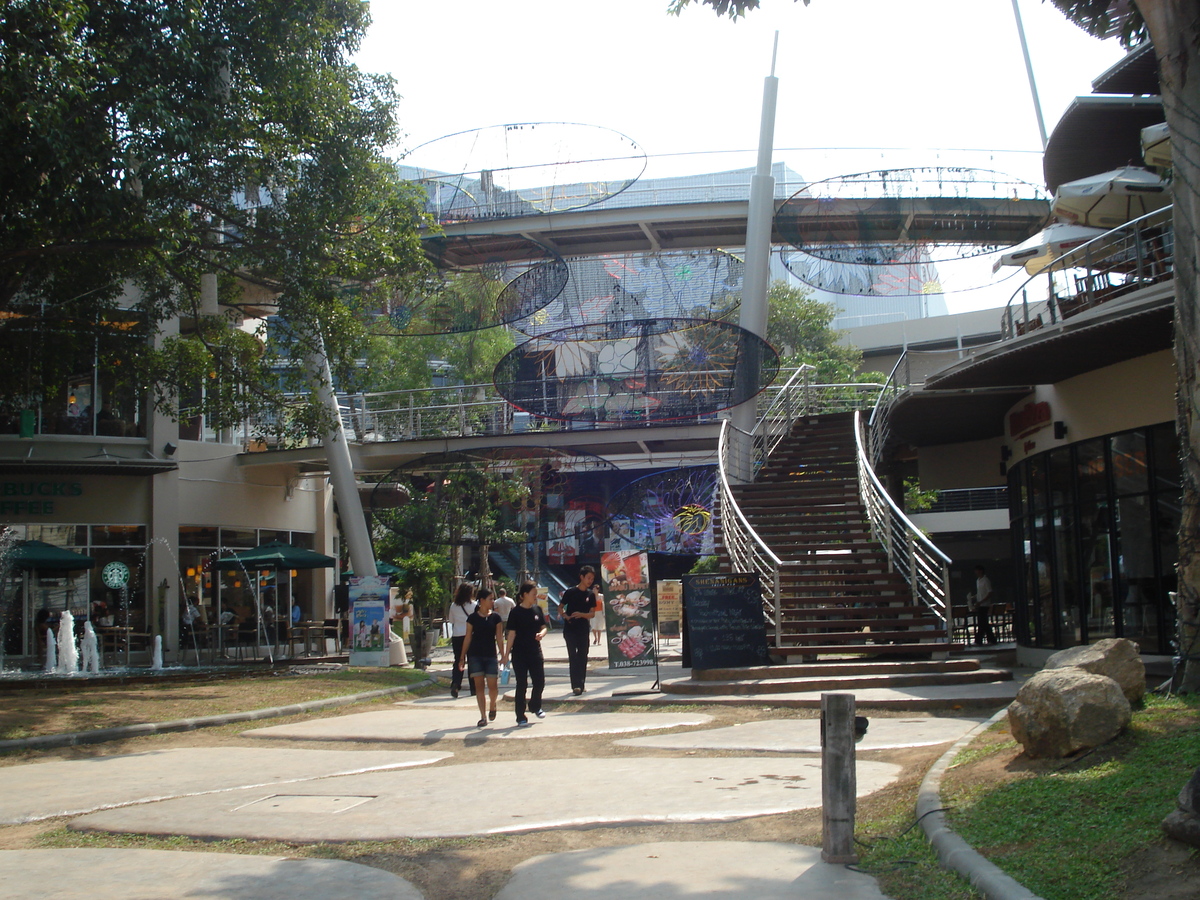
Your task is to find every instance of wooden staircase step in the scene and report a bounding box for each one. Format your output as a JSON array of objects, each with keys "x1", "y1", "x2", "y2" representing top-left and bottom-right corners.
[
  {"x1": 664, "y1": 667, "x2": 1012, "y2": 695},
  {"x1": 689, "y1": 658, "x2": 983, "y2": 680},
  {"x1": 778, "y1": 628, "x2": 949, "y2": 644}
]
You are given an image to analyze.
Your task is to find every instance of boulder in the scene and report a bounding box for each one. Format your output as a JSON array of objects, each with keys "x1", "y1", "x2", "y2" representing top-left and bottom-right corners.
[
  {"x1": 1045, "y1": 637, "x2": 1145, "y2": 705},
  {"x1": 1164, "y1": 767, "x2": 1200, "y2": 849},
  {"x1": 1007, "y1": 667, "x2": 1131, "y2": 759}
]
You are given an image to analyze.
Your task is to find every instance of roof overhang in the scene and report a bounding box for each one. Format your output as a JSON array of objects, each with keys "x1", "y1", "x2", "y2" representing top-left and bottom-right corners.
[
  {"x1": 0, "y1": 458, "x2": 178, "y2": 476},
  {"x1": 1092, "y1": 42, "x2": 1159, "y2": 95},
  {"x1": 883, "y1": 386, "x2": 1034, "y2": 447},
  {"x1": 1043, "y1": 95, "x2": 1165, "y2": 193}
]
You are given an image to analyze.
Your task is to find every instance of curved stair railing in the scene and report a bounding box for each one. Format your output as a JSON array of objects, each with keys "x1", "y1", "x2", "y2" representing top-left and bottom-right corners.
[
  {"x1": 854, "y1": 409, "x2": 951, "y2": 633},
  {"x1": 718, "y1": 417, "x2": 784, "y2": 644},
  {"x1": 717, "y1": 367, "x2": 885, "y2": 645}
]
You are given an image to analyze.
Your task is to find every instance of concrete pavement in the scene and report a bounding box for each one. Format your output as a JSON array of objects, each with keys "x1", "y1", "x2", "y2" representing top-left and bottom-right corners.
[{"x1": 0, "y1": 643, "x2": 1036, "y2": 900}]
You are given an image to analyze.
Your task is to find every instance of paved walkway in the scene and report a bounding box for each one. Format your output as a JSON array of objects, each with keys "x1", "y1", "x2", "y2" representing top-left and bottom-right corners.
[{"x1": 0, "y1": 644, "x2": 1030, "y2": 900}]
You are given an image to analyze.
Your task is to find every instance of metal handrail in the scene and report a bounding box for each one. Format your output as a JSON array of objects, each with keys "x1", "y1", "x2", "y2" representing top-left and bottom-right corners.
[
  {"x1": 1001, "y1": 205, "x2": 1174, "y2": 339},
  {"x1": 854, "y1": 410, "x2": 951, "y2": 630},
  {"x1": 718, "y1": 418, "x2": 784, "y2": 644}
]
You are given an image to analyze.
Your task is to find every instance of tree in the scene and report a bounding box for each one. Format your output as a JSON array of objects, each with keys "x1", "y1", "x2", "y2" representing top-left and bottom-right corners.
[
  {"x1": 673, "y1": 0, "x2": 1200, "y2": 691},
  {"x1": 0, "y1": 0, "x2": 431, "y2": 432},
  {"x1": 765, "y1": 280, "x2": 878, "y2": 383}
]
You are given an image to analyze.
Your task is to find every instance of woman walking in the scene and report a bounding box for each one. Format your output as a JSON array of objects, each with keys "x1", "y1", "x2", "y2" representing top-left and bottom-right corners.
[
  {"x1": 459, "y1": 587, "x2": 504, "y2": 727},
  {"x1": 502, "y1": 581, "x2": 548, "y2": 727},
  {"x1": 448, "y1": 582, "x2": 476, "y2": 698}
]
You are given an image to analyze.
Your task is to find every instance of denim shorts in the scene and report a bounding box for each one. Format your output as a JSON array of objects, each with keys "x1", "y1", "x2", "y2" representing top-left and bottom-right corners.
[{"x1": 467, "y1": 656, "x2": 499, "y2": 678}]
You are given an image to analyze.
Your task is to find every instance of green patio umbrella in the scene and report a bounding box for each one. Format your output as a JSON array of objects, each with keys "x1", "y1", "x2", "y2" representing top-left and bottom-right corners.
[
  {"x1": 219, "y1": 540, "x2": 335, "y2": 570},
  {"x1": 344, "y1": 560, "x2": 403, "y2": 577},
  {"x1": 7, "y1": 540, "x2": 96, "y2": 571}
]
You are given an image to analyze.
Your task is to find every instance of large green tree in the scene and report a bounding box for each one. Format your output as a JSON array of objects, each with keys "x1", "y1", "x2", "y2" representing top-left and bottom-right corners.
[
  {"x1": 0, "y1": 0, "x2": 431, "y2": 430},
  {"x1": 673, "y1": 0, "x2": 1200, "y2": 691}
]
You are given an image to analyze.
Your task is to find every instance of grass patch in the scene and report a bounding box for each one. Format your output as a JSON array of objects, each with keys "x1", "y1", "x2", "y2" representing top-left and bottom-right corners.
[
  {"x1": 944, "y1": 693, "x2": 1200, "y2": 900},
  {"x1": 854, "y1": 809, "x2": 980, "y2": 900},
  {"x1": 0, "y1": 667, "x2": 431, "y2": 740}
]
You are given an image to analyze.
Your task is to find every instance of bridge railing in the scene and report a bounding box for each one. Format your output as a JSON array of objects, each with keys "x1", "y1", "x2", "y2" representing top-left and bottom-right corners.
[{"x1": 1001, "y1": 205, "x2": 1174, "y2": 339}]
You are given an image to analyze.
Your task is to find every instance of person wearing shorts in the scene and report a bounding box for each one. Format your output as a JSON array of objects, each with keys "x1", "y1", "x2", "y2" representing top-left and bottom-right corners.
[
  {"x1": 459, "y1": 587, "x2": 503, "y2": 727},
  {"x1": 590, "y1": 590, "x2": 605, "y2": 645}
]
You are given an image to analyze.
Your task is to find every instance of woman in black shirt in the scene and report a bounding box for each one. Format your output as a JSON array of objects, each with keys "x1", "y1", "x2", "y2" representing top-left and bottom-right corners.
[
  {"x1": 502, "y1": 581, "x2": 548, "y2": 727},
  {"x1": 459, "y1": 587, "x2": 503, "y2": 727}
]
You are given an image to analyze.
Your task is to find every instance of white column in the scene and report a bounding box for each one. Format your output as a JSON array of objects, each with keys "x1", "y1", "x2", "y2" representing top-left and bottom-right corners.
[{"x1": 728, "y1": 35, "x2": 780, "y2": 480}]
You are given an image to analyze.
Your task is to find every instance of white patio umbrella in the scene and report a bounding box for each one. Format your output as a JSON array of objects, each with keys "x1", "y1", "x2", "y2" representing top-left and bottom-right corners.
[
  {"x1": 1051, "y1": 166, "x2": 1170, "y2": 229},
  {"x1": 992, "y1": 222, "x2": 1108, "y2": 275},
  {"x1": 1141, "y1": 122, "x2": 1171, "y2": 168}
]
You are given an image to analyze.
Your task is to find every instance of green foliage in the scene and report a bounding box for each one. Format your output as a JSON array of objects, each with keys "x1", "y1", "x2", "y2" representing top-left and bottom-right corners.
[
  {"x1": 394, "y1": 550, "x2": 452, "y2": 618},
  {"x1": 0, "y1": 0, "x2": 431, "y2": 431},
  {"x1": 669, "y1": 0, "x2": 1146, "y2": 45},
  {"x1": 903, "y1": 477, "x2": 939, "y2": 513},
  {"x1": 765, "y1": 280, "x2": 865, "y2": 383},
  {"x1": 688, "y1": 555, "x2": 721, "y2": 575}
]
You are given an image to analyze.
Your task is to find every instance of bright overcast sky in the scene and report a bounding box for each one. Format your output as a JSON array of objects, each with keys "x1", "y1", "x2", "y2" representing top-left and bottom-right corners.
[{"x1": 355, "y1": 0, "x2": 1128, "y2": 311}]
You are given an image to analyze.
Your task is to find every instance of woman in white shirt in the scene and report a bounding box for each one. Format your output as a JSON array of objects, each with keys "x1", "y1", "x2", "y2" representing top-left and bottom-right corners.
[{"x1": 448, "y1": 582, "x2": 477, "y2": 698}]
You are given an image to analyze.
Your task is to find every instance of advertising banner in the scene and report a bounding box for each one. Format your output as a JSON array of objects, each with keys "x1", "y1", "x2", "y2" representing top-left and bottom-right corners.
[
  {"x1": 600, "y1": 550, "x2": 655, "y2": 669},
  {"x1": 348, "y1": 575, "x2": 390, "y2": 667},
  {"x1": 657, "y1": 579, "x2": 682, "y2": 638}
]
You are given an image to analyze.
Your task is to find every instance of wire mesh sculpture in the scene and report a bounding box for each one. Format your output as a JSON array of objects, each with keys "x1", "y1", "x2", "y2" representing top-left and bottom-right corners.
[
  {"x1": 401, "y1": 123, "x2": 647, "y2": 224},
  {"x1": 605, "y1": 466, "x2": 718, "y2": 556},
  {"x1": 359, "y1": 238, "x2": 568, "y2": 335},
  {"x1": 515, "y1": 249, "x2": 744, "y2": 336},
  {"x1": 493, "y1": 317, "x2": 779, "y2": 425},
  {"x1": 776, "y1": 168, "x2": 1051, "y2": 269}
]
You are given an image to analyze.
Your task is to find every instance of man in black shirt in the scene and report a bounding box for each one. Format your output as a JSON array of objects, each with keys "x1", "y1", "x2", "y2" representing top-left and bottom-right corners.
[{"x1": 561, "y1": 565, "x2": 598, "y2": 695}]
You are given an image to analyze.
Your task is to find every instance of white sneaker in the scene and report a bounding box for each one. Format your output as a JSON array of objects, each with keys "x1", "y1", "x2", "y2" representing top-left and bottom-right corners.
[{"x1": 534, "y1": 709, "x2": 546, "y2": 719}]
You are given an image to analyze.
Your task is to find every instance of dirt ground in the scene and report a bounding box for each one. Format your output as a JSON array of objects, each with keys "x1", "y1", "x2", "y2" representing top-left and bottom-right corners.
[{"x1": 0, "y1": 672, "x2": 1196, "y2": 900}]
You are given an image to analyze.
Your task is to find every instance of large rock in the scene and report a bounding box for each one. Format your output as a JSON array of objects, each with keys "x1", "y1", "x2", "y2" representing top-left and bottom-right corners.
[
  {"x1": 1044, "y1": 638, "x2": 1145, "y2": 705},
  {"x1": 1163, "y1": 767, "x2": 1200, "y2": 849},
  {"x1": 1007, "y1": 667, "x2": 1131, "y2": 758}
]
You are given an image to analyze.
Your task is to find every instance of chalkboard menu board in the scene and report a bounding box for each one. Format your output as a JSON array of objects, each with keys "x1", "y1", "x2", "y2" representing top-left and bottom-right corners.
[{"x1": 682, "y1": 573, "x2": 770, "y2": 669}]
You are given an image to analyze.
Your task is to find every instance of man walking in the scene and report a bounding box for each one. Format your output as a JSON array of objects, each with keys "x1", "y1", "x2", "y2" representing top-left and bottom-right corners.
[
  {"x1": 972, "y1": 564, "x2": 996, "y2": 646},
  {"x1": 561, "y1": 565, "x2": 598, "y2": 695}
]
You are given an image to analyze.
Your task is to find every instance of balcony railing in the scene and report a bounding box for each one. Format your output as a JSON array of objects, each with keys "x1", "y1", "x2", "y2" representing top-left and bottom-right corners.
[{"x1": 1002, "y1": 205, "x2": 1174, "y2": 339}]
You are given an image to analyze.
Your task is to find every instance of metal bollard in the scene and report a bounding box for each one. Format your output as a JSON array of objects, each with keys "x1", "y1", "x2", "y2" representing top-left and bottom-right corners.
[{"x1": 820, "y1": 691, "x2": 859, "y2": 864}]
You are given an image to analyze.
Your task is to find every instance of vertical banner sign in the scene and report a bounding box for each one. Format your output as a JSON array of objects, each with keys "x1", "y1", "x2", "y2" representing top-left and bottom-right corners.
[
  {"x1": 348, "y1": 575, "x2": 389, "y2": 667},
  {"x1": 600, "y1": 550, "x2": 655, "y2": 669},
  {"x1": 682, "y1": 573, "x2": 770, "y2": 669},
  {"x1": 657, "y1": 579, "x2": 682, "y2": 639}
]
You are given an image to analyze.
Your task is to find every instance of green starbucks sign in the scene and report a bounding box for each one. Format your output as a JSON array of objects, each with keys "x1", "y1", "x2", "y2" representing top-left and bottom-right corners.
[{"x1": 101, "y1": 561, "x2": 130, "y2": 590}]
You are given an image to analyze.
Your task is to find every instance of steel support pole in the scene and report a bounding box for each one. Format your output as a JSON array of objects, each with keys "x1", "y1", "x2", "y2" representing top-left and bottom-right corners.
[
  {"x1": 305, "y1": 337, "x2": 377, "y2": 580},
  {"x1": 729, "y1": 35, "x2": 780, "y2": 482}
]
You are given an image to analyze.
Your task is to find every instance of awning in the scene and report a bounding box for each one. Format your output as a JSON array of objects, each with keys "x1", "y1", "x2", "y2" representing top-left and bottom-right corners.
[
  {"x1": 8, "y1": 540, "x2": 96, "y2": 571},
  {"x1": 1043, "y1": 95, "x2": 1165, "y2": 193},
  {"x1": 219, "y1": 540, "x2": 336, "y2": 570},
  {"x1": 345, "y1": 560, "x2": 403, "y2": 577}
]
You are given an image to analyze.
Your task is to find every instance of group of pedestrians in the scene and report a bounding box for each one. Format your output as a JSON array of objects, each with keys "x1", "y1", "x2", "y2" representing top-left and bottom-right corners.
[{"x1": 451, "y1": 568, "x2": 600, "y2": 727}]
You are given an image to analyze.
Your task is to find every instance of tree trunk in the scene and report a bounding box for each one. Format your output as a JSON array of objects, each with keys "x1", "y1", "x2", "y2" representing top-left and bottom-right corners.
[{"x1": 1138, "y1": 0, "x2": 1200, "y2": 691}]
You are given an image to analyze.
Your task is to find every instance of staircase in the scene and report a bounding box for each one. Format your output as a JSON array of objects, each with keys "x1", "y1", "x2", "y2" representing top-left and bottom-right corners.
[{"x1": 724, "y1": 412, "x2": 959, "y2": 659}]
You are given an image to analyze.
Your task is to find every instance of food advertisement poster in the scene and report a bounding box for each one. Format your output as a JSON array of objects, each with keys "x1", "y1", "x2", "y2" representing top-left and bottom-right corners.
[
  {"x1": 600, "y1": 550, "x2": 655, "y2": 669},
  {"x1": 349, "y1": 575, "x2": 389, "y2": 667},
  {"x1": 657, "y1": 579, "x2": 682, "y2": 638}
]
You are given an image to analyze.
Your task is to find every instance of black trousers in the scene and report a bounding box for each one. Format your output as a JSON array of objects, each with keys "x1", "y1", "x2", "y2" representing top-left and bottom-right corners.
[
  {"x1": 511, "y1": 650, "x2": 545, "y2": 721},
  {"x1": 974, "y1": 606, "x2": 996, "y2": 644},
  {"x1": 563, "y1": 626, "x2": 590, "y2": 691},
  {"x1": 450, "y1": 635, "x2": 475, "y2": 695}
]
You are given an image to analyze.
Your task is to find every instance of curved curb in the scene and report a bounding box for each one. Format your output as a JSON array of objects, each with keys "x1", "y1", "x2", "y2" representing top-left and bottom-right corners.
[
  {"x1": 917, "y1": 707, "x2": 1046, "y2": 900},
  {"x1": 0, "y1": 679, "x2": 434, "y2": 753}
]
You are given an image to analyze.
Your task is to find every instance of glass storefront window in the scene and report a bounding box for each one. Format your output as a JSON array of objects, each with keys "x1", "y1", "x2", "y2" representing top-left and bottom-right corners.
[
  {"x1": 90, "y1": 525, "x2": 146, "y2": 546},
  {"x1": 220, "y1": 528, "x2": 257, "y2": 549},
  {"x1": 180, "y1": 526, "x2": 219, "y2": 547},
  {"x1": 1011, "y1": 426, "x2": 1178, "y2": 654},
  {"x1": 1111, "y1": 432, "x2": 1148, "y2": 496}
]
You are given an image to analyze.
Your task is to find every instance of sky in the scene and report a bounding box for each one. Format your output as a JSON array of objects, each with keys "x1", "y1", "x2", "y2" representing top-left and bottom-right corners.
[{"x1": 354, "y1": 0, "x2": 1130, "y2": 312}]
